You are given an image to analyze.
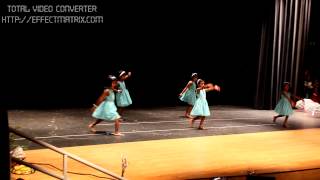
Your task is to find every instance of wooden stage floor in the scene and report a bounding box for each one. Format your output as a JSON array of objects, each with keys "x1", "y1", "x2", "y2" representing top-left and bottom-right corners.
[{"x1": 12, "y1": 128, "x2": 320, "y2": 180}]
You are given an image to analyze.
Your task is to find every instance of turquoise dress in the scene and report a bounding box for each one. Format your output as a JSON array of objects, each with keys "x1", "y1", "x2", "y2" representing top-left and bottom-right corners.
[
  {"x1": 274, "y1": 92, "x2": 293, "y2": 116},
  {"x1": 191, "y1": 89, "x2": 210, "y2": 117},
  {"x1": 180, "y1": 82, "x2": 196, "y2": 105},
  {"x1": 92, "y1": 89, "x2": 121, "y2": 121},
  {"x1": 116, "y1": 81, "x2": 132, "y2": 107}
]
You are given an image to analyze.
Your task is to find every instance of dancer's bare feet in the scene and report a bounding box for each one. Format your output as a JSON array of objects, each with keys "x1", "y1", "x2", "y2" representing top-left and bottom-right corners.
[
  {"x1": 88, "y1": 124, "x2": 96, "y2": 133},
  {"x1": 198, "y1": 126, "x2": 206, "y2": 130},
  {"x1": 111, "y1": 132, "x2": 124, "y2": 136},
  {"x1": 185, "y1": 114, "x2": 193, "y2": 118},
  {"x1": 282, "y1": 124, "x2": 288, "y2": 128},
  {"x1": 189, "y1": 118, "x2": 194, "y2": 128}
]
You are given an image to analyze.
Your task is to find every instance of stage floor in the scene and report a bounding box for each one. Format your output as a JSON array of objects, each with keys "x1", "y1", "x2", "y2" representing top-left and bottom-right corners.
[
  {"x1": 11, "y1": 128, "x2": 320, "y2": 180},
  {"x1": 9, "y1": 106, "x2": 320, "y2": 149},
  {"x1": 8, "y1": 106, "x2": 320, "y2": 179}
]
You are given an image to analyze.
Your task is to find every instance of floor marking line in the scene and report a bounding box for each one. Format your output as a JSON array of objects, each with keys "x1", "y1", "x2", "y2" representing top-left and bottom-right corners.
[{"x1": 14, "y1": 123, "x2": 276, "y2": 140}]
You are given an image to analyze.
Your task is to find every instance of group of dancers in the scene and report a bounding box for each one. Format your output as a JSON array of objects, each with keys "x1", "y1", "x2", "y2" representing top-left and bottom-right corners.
[
  {"x1": 88, "y1": 70, "x2": 132, "y2": 136},
  {"x1": 87, "y1": 72, "x2": 221, "y2": 135},
  {"x1": 179, "y1": 73, "x2": 221, "y2": 129},
  {"x1": 88, "y1": 71, "x2": 298, "y2": 136}
]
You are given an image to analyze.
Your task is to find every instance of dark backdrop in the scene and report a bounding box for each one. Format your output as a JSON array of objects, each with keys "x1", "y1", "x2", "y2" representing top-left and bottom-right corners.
[
  {"x1": 1, "y1": 1, "x2": 318, "y2": 109},
  {"x1": 305, "y1": 0, "x2": 320, "y2": 79}
]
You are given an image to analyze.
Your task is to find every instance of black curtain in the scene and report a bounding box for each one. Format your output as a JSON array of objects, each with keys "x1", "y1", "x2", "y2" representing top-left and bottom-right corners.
[
  {"x1": 255, "y1": 0, "x2": 312, "y2": 109},
  {"x1": 0, "y1": 109, "x2": 10, "y2": 179}
]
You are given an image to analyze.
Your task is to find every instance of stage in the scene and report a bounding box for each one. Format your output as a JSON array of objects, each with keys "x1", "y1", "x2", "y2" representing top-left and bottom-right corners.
[{"x1": 9, "y1": 106, "x2": 320, "y2": 179}]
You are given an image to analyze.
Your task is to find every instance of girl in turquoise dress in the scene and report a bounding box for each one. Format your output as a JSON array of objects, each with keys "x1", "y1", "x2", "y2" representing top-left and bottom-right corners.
[
  {"x1": 179, "y1": 73, "x2": 198, "y2": 118},
  {"x1": 89, "y1": 75, "x2": 123, "y2": 136},
  {"x1": 189, "y1": 79, "x2": 221, "y2": 130},
  {"x1": 116, "y1": 70, "x2": 132, "y2": 116},
  {"x1": 273, "y1": 82, "x2": 296, "y2": 128}
]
